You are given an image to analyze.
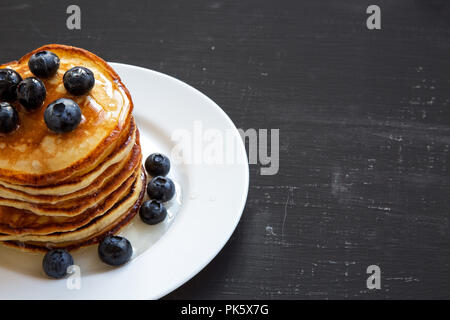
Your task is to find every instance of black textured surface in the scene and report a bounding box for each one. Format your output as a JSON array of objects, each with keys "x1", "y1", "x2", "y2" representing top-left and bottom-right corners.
[{"x1": 1, "y1": 0, "x2": 450, "y2": 299}]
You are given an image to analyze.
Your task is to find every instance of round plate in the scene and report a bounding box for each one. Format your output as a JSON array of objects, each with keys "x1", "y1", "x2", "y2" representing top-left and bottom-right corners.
[{"x1": 0, "y1": 63, "x2": 249, "y2": 299}]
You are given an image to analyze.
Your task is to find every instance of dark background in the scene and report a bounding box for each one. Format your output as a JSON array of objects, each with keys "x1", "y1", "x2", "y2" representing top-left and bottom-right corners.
[{"x1": 1, "y1": 0, "x2": 450, "y2": 299}]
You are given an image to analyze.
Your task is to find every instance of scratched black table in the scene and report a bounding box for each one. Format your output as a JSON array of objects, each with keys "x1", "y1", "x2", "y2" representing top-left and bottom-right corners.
[{"x1": 1, "y1": 0, "x2": 449, "y2": 299}]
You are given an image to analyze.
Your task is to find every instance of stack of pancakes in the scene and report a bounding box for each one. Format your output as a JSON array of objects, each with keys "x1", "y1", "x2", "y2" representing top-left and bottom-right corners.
[{"x1": 0, "y1": 45, "x2": 145, "y2": 252}]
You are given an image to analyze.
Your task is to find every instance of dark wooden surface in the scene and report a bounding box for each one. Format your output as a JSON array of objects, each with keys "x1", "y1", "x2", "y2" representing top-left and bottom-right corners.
[{"x1": 1, "y1": 0, "x2": 450, "y2": 299}]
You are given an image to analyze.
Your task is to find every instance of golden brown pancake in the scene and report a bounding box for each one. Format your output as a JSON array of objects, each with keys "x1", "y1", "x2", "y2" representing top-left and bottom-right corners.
[
  {"x1": 0, "y1": 119, "x2": 136, "y2": 196},
  {"x1": 0, "y1": 45, "x2": 146, "y2": 253},
  {"x1": 1, "y1": 168, "x2": 146, "y2": 252},
  {"x1": 0, "y1": 136, "x2": 141, "y2": 216},
  {"x1": 0, "y1": 166, "x2": 144, "y2": 238},
  {"x1": 0, "y1": 123, "x2": 138, "y2": 205},
  {"x1": 0, "y1": 44, "x2": 133, "y2": 186}
]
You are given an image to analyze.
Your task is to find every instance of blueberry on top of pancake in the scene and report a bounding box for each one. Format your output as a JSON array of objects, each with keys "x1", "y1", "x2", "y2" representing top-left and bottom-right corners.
[
  {"x1": 63, "y1": 66, "x2": 95, "y2": 96},
  {"x1": 0, "y1": 102, "x2": 19, "y2": 134},
  {"x1": 28, "y1": 51, "x2": 60, "y2": 78},
  {"x1": 17, "y1": 77, "x2": 47, "y2": 111},
  {"x1": 0, "y1": 68, "x2": 22, "y2": 102},
  {"x1": 44, "y1": 98, "x2": 82, "y2": 133}
]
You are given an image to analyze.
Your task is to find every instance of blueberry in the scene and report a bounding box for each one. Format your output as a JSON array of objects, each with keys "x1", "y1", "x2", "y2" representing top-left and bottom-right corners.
[
  {"x1": 147, "y1": 176, "x2": 175, "y2": 202},
  {"x1": 0, "y1": 68, "x2": 22, "y2": 102},
  {"x1": 17, "y1": 77, "x2": 46, "y2": 111},
  {"x1": 28, "y1": 50, "x2": 59, "y2": 78},
  {"x1": 42, "y1": 249, "x2": 74, "y2": 279},
  {"x1": 63, "y1": 67, "x2": 95, "y2": 96},
  {"x1": 98, "y1": 235, "x2": 133, "y2": 266},
  {"x1": 145, "y1": 153, "x2": 171, "y2": 177},
  {"x1": 44, "y1": 98, "x2": 82, "y2": 133},
  {"x1": 28, "y1": 51, "x2": 60, "y2": 78},
  {"x1": 0, "y1": 102, "x2": 19, "y2": 134},
  {"x1": 139, "y1": 200, "x2": 167, "y2": 225}
]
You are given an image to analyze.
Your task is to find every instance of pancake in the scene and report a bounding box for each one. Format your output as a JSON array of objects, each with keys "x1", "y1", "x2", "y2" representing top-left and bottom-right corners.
[
  {"x1": 0, "y1": 45, "x2": 146, "y2": 254},
  {"x1": 1, "y1": 168, "x2": 146, "y2": 252},
  {"x1": 0, "y1": 125, "x2": 140, "y2": 216},
  {"x1": 0, "y1": 44, "x2": 133, "y2": 186},
  {"x1": 0, "y1": 166, "x2": 144, "y2": 239},
  {"x1": 0, "y1": 131, "x2": 141, "y2": 216},
  {"x1": 0, "y1": 122, "x2": 137, "y2": 204},
  {"x1": 0, "y1": 119, "x2": 136, "y2": 196}
]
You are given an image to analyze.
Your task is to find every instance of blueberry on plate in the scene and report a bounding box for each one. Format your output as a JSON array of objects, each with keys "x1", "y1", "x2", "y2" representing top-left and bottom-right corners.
[
  {"x1": 63, "y1": 66, "x2": 95, "y2": 96},
  {"x1": 17, "y1": 77, "x2": 46, "y2": 111},
  {"x1": 145, "y1": 153, "x2": 171, "y2": 177},
  {"x1": 147, "y1": 176, "x2": 175, "y2": 202},
  {"x1": 44, "y1": 98, "x2": 82, "y2": 133},
  {"x1": 0, "y1": 102, "x2": 19, "y2": 134},
  {"x1": 0, "y1": 68, "x2": 22, "y2": 102},
  {"x1": 139, "y1": 200, "x2": 167, "y2": 225},
  {"x1": 28, "y1": 50, "x2": 60, "y2": 78},
  {"x1": 98, "y1": 235, "x2": 133, "y2": 266},
  {"x1": 42, "y1": 249, "x2": 74, "y2": 279}
]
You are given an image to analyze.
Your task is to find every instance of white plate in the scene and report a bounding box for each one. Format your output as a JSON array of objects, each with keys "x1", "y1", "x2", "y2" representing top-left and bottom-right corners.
[{"x1": 0, "y1": 63, "x2": 249, "y2": 299}]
